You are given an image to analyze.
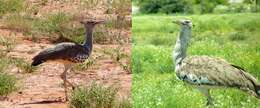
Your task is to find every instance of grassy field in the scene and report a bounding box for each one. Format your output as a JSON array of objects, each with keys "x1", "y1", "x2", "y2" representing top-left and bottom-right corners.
[
  {"x1": 132, "y1": 13, "x2": 260, "y2": 108},
  {"x1": 0, "y1": 0, "x2": 131, "y2": 107}
]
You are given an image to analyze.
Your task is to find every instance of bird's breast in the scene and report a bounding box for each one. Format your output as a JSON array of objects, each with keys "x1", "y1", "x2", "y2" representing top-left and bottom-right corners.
[
  {"x1": 176, "y1": 66, "x2": 216, "y2": 86},
  {"x1": 68, "y1": 55, "x2": 88, "y2": 63}
]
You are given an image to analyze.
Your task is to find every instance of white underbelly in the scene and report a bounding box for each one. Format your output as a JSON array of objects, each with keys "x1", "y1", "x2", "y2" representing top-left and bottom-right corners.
[{"x1": 176, "y1": 71, "x2": 216, "y2": 86}]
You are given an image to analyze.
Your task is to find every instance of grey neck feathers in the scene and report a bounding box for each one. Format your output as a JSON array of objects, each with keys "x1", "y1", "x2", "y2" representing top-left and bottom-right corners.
[
  {"x1": 83, "y1": 27, "x2": 94, "y2": 52},
  {"x1": 173, "y1": 26, "x2": 191, "y2": 68}
]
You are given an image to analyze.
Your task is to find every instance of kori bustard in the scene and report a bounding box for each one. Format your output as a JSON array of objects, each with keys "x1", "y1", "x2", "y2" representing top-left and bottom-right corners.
[
  {"x1": 172, "y1": 19, "x2": 260, "y2": 105},
  {"x1": 32, "y1": 19, "x2": 105, "y2": 101}
]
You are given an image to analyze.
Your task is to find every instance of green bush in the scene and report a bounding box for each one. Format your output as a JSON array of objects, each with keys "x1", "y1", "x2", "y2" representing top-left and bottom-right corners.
[
  {"x1": 0, "y1": 0, "x2": 24, "y2": 15},
  {"x1": 139, "y1": 0, "x2": 192, "y2": 14},
  {"x1": 2, "y1": 13, "x2": 33, "y2": 32},
  {"x1": 12, "y1": 58, "x2": 36, "y2": 73},
  {"x1": 0, "y1": 55, "x2": 17, "y2": 96},
  {"x1": 213, "y1": 5, "x2": 229, "y2": 13},
  {"x1": 228, "y1": 4, "x2": 251, "y2": 13},
  {"x1": 0, "y1": 73, "x2": 16, "y2": 96},
  {"x1": 34, "y1": 12, "x2": 72, "y2": 35},
  {"x1": 70, "y1": 82, "x2": 118, "y2": 108},
  {"x1": 137, "y1": 0, "x2": 230, "y2": 14}
]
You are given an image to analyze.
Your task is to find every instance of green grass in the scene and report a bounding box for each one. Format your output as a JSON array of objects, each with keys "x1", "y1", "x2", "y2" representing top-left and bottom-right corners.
[
  {"x1": 0, "y1": 73, "x2": 16, "y2": 96},
  {"x1": 132, "y1": 13, "x2": 260, "y2": 108},
  {"x1": 0, "y1": 0, "x2": 24, "y2": 16},
  {"x1": 1, "y1": 11, "x2": 128, "y2": 44},
  {"x1": 0, "y1": 50, "x2": 34, "y2": 96},
  {"x1": 2, "y1": 13, "x2": 33, "y2": 32},
  {"x1": 0, "y1": 53, "x2": 17, "y2": 96},
  {"x1": 12, "y1": 58, "x2": 36, "y2": 73},
  {"x1": 0, "y1": 35, "x2": 15, "y2": 52},
  {"x1": 70, "y1": 82, "x2": 131, "y2": 108}
]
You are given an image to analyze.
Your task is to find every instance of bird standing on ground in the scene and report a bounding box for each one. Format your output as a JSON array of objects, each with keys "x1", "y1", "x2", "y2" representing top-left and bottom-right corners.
[
  {"x1": 31, "y1": 19, "x2": 105, "y2": 101},
  {"x1": 172, "y1": 19, "x2": 260, "y2": 105}
]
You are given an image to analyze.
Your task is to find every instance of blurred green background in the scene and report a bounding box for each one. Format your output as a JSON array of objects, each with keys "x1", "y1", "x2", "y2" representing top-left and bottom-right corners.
[
  {"x1": 132, "y1": 0, "x2": 260, "y2": 108},
  {"x1": 133, "y1": 0, "x2": 259, "y2": 14}
]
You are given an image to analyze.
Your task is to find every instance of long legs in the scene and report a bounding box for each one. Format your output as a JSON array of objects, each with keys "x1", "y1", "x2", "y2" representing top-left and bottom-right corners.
[
  {"x1": 60, "y1": 64, "x2": 75, "y2": 101},
  {"x1": 198, "y1": 87, "x2": 213, "y2": 106}
]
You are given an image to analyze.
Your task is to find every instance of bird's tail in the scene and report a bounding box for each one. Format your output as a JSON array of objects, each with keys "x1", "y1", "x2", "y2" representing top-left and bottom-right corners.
[
  {"x1": 255, "y1": 84, "x2": 260, "y2": 98},
  {"x1": 31, "y1": 59, "x2": 44, "y2": 66},
  {"x1": 253, "y1": 82, "x2": 260, "y2": 99},
  {"x1": 242, "y1": 72, "x2": 260, "y2": 99},
  {"x1": 231, "y1": 64, "x2": 260, "y2": 98}
]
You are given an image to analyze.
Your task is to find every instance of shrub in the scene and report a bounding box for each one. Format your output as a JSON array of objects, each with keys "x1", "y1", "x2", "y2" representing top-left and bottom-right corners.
[
  {"x1": 0, "y1": 0, "x2": 24, "y2": 15},
  {"x1": 0, "y1": 73, "x2": 16, "y2": 96},
  {"x1": 137, "y1": 0, "x2": 229, "y2": 14},
  {"x1": 39, "y1": 12, "x2": 72, "y2": 35},
  {"x1": 70, "y1": 82, "x2": 118, "y2": 108},
  {"x1": 228, "y1": 4, "x2": 251, "y2": 13},
  {"x1": 0, "y1": 53, "x2": 11, "y2": 72},
  {"x1": 2, "y1": 13, "x2": 33, "y2": 32},
  {"x1": 139, "y1": 0, "x2": 192, "y2": 14},
  {"x1": 0, "y1": 55, "x2": 17, "y2": 96},
  {"x1": 12, "y1": 58, "x2": 36, "y2": 73},
  {"x1": 0, "y1": 35, "x2": 15, "y2": 52},
  {"x1": 106, "y1": 16, "x2": 131, "y2": 29},
  {"x1": 213, "y1": 5, "x2": 229, "y2": 13}
]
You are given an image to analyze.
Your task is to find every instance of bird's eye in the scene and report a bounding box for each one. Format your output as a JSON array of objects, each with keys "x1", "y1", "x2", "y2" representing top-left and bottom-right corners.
[{"x1": 184, "y1": 21, "x2": 190, "y2": 24}]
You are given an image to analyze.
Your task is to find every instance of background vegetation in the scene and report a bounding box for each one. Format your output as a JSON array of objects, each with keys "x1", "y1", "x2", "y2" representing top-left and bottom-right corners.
[
  {"x1": 0, "y1": 0, "x2": 131, "y2": 44},
  {"x1": 70, "y1": 82, "x2": 132, "y2": 108},
  {"x1": 133, "y1": 0, "x2": 259, "y2": 14},
  {"x1": 132, "y1": 13, "x2": 260, "y2": 107}
]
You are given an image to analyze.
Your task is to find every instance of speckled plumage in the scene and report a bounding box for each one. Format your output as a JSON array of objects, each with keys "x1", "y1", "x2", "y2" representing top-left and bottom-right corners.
[
  {"x1": 177, "y1": 56, "x2": 257, "y2": 91},
  {"x1": 172, "y1": 20, "x2": 260, "y2": 105},
  {"x1": 32, "y1": 42, "x2": 90, "y2": 66}
]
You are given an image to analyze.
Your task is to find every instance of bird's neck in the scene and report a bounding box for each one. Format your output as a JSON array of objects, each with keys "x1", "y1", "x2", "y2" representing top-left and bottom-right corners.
[
  {"x1": 83, "y1": 28, "x2": 94, "y2": 52},
  {"x1": 173, "y1": 26, "x2": 191, "y2": 69}
]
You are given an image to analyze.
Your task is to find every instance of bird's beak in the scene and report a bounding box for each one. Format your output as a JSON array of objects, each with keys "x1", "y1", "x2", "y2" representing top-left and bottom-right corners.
[
  {"x1": 80, "y1": 21, "x2": 84, "y2": 24},
  {"x1": 96, "y1": 20, "x2": 106, "y2": 24}
]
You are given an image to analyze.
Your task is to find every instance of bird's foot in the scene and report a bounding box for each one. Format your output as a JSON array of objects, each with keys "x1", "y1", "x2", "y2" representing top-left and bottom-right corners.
[
  {"x1": 71, "y1": 85, "x2": 75, "y2": 90},
  {"x1": 65, "y1": 96, "x2": 69, "y2": 102},
  {"x1": 206, "y1": 97, "x2": 214, "y2": 106},
  {"x1": 66, "y1": 80, "x2": 76, "y2": 90}
]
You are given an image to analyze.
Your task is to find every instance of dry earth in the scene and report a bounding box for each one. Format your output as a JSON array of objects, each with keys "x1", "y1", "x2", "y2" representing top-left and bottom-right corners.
[
  {"x1": 0, "y1": 28, "x2": 131, "y2": 108},
  {"x1": 0, "y1": 0, "x2": 131, "y2": 108}
]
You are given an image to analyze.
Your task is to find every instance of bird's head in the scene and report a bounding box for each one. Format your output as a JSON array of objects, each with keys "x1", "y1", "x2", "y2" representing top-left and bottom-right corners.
[
  {"x1": 80, "y1": 19, "x2": 106, "y2": 29},
  {"x1": 172, "y1": 19, "x2": 193, "y2": 28}
]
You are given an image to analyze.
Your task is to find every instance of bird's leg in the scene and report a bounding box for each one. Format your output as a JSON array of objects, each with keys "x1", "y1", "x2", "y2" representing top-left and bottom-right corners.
[
  {"x1": 198, "y1": 87, "x2": 213, "y2": 106},
  {"x1": 60, "y1": 64, "x2": 72, "y2": 101},
  {"x1": 65, "y1": 65, "x2": 76, "y2": 90}
]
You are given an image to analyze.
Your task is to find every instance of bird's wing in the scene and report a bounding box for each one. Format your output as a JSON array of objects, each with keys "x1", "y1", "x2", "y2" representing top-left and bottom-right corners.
[
  {"x1": 32, "y1": 42, "x2": 89, "y2": 65},
  {"x1": 178, "y1": 56, "x2": 256, "y2": 90}
]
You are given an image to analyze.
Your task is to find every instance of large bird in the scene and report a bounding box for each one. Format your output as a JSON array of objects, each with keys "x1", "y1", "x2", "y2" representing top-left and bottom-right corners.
[
  {"x1": 31, "y1": 19, "x2": 105, "y2": 101},
  {"x1": 172, "y1": 19, "x2": 260, "y2": 105}
]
